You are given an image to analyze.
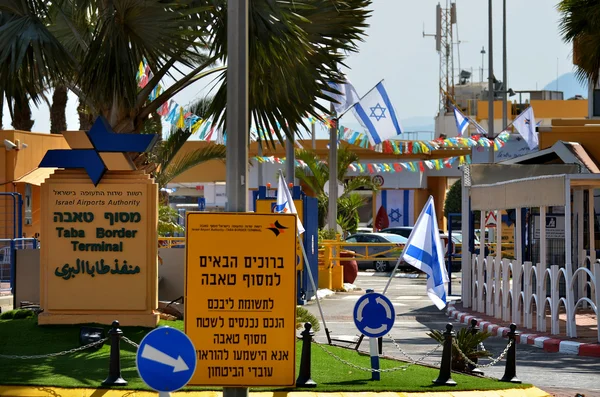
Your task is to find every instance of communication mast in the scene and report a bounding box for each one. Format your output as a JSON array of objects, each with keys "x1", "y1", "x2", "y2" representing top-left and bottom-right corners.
[{"x1": 423, "y1": 1, "x2": 457, "y2": 115}]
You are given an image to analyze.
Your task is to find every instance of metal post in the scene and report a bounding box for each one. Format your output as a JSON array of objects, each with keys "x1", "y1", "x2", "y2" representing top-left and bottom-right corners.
[
  {"x1": 433, "y1": 323, "x2": 457, "y2": 386},
  {"x1": 225, "y1": 0, "x2": 249, "y2": 215},
  {"x1": 468, "y1": 319, "x2": 484, "y2": 375},
  {"x1": 102, "y1": 321, "x2": 127, "y2": 386},
  {"x1": 502, "y1": 0, "x2": 508, "y2": 130},
  {"x1": 225, "y1": 1, "x2": 249, "y2": 397},
  {"x1": 296, "y1": 323, "x2": 317, "y2": 387},
  {"x1": 286, "y1": 136, "x2": 295, "y2": 186},
  {"x1": 487, "y1": 0, "x2": 495, "y2": 163},
  {"x1": 257, "y1": 142, "x2": 263, "y2": 188},
  {"x1": 500, "y1": 323, "x2": 521, "y2": 383},
  {"x1": 327, "y1": 105, "x2": 338, "y2": 231},
  {"x1": 311, "y1": 121, "x2": 316, "y2": 150}
]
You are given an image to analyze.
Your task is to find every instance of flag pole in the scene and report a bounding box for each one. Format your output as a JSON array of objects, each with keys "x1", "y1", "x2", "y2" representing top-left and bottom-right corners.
[{"x1": 278, "y1": 170, "x2": 332, "y2": 344}]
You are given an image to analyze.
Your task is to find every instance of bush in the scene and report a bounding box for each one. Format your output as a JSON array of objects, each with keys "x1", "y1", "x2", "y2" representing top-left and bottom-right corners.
[
  {"x1": 427, "y1": 326, "x2": 492, "y2": 373},
  {"x1": 0, "y1": 309, "x2": 35, "y2": 320},
  {"x1": 296, "y1": 306, "x2": 320, "y2": 332}
]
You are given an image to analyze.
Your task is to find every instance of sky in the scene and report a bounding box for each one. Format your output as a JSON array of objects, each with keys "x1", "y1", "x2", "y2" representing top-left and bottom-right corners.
[{"x1": 2, "y1": 0, "x2": 577, "y2": 136}]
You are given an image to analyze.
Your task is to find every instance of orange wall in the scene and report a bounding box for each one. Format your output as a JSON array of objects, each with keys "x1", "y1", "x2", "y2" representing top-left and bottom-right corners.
[
  {"x1": 539, "y1": 126, "x2": 600, "y2": 163},
  {"x1": 477, "y1": 100, "x2": 588, "y2": 121}
]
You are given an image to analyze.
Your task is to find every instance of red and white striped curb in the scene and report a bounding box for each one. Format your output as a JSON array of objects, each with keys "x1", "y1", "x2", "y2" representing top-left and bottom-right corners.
[{"x1": 446, "y1": 303, "x2": 600, "y2": 358}]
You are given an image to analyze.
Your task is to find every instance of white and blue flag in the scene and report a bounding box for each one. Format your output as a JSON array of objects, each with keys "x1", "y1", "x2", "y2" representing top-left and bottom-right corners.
[
  {"x1": 276, "y1": 172, "x2": 305, "y2": 234},
  {"x1": 353, "y1": 81, "x2": 403, "y2": 145},
  {"x1": 400, "y1": 196, "x2": 449, "y2": 309},
  {"x1": 513, "y1": 106, "x2": 538, "y2": 150},
  {"x1": 453, "y1": 107, "x2": 469, "y2": 137}
]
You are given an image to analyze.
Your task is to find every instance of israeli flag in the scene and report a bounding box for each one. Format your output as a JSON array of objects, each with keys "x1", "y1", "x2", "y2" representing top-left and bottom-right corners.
[
  {"x1": 513, "y1": 106, "x2": 538, "y2": 150},
  {"x1": 276, "y1": 172, "x2": 305, "y2": 234},
  {"x1": 375, "y1": 190, "x2": 414, "y2": 227},
  {"x1": 353, "y1": 81, "x2": 403, "y2": 145},
  {"x1": 453, "y1": 107, "x2": 469, "y2": 137},
  {"x1": 400, "y1": 196, "x2": 449, "y2": 309}
]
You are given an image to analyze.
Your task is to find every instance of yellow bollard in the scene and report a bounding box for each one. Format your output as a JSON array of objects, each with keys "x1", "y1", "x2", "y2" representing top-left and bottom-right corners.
[{"x1": 318, "y1": 242, "x2": 333, "y2": 289}]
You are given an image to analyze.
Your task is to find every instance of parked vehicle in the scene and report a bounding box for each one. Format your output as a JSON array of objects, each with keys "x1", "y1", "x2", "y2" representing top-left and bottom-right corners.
[
  {"x1": 380, "y1": 226, "x2": 444, "y2": 239},
  {"x1": 343, "y1": 232, "x2": 407, "y2": 272}
]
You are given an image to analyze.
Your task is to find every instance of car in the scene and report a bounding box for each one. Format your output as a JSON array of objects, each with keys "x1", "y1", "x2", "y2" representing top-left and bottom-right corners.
[
  {"x1": 355, "y1": 227, "x2": 374, "y2": 234},
  {"x1": 343, "y1": 232, "x2": 408, "y2": 272},
  {"x1": 380, "y1": 226, "x2": 444, "y2": 239}
]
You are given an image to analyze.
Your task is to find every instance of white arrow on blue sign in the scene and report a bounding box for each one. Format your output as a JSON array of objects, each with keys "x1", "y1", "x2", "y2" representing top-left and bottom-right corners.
[
  {"x1": 353, "y1": 292, "x2": 395, "y2": 338},
  {"x1": 136, "y1": 327, "x2": 197, "y2": 392}
]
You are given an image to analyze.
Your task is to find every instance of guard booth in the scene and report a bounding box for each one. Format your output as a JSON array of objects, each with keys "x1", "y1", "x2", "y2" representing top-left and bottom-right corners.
[{"x1": 253, "y1": 185, "x2": 318, "y2": 305}]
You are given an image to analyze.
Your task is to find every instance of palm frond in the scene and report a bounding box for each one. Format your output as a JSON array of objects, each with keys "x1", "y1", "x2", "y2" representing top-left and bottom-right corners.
[{"x1": 156, "y1": 143, "x2": 226, "y2": 189}]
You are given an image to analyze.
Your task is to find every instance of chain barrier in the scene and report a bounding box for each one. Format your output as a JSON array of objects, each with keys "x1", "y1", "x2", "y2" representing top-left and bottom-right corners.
[
  {"x1": 386, "y1": 334, "x2": 442, "y2": 367},
  {"x1": 0, "y1": 337, "x2": 108, "y2": 359},
  {"x1": 121, "y1": 336, "x2": 140, "y2": 349},
  {"x1": 313, "y1": 335, "x2": 442, "y2": 373},
  {"x1": 452, "y1": 339, "x2": 513, "y2": 369}
]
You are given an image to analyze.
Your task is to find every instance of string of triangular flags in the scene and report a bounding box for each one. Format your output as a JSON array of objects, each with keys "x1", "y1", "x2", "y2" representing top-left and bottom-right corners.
[
  {"x1": 308, "y1": 115, "x2": 510, "y2": 154},
  {"x1": 254, "y1": 154, "x2": 471, "y2": 174},
  {"x1": 136, "y1": 59, "x2": 290, "y2": 143}
]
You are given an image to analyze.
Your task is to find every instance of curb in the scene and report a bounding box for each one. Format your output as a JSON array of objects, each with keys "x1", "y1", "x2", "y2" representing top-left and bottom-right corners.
[
  {"x1": 0, "y1": 386, "x2": 553, "y2": 397},
  {"x1": 446, "y1": 303, "x2": 600, "y2": 358}
]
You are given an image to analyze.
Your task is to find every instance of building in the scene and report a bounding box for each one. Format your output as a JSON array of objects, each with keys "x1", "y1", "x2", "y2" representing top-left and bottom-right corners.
[{"x1": 0, "y1": 130, "x2": 68, "y2": 239}]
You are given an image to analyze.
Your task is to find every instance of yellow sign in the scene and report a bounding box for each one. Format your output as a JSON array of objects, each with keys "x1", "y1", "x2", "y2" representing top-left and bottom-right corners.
[
  {"x1": 185, "y1": 213, "x2": 297, "y2": 387},
  {"x1": 255, "y1": 199, "x2": 303, "y2": 270},
  {"x1": 39, "y1": 170, "x2": 159, "y2": 326}
]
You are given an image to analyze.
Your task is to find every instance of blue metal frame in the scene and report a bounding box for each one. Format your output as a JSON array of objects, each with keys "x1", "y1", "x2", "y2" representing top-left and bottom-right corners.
[{"x1": 255, "y1": 185, "x2": 318, "y2": 305}]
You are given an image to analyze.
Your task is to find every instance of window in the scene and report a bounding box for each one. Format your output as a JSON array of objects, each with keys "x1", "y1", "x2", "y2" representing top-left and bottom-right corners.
[
  {"x1": 345, "y1": 236, "x2": 357, "y2": 243},
  {"x1": 594, "y1": 90, "x2": 600, "y2": 117},
  {"x1": 25, "y1": 183, "x2": 32, "y2": 225}
]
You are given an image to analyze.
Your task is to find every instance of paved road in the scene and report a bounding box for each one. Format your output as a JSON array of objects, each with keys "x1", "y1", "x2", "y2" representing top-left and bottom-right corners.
[{"x1": 303, "y1": 272, "x2": 600, "y2": 397}]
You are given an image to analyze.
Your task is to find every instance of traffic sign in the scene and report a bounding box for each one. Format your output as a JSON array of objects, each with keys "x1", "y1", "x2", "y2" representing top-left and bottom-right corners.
[
  {"x1": 185, "y1": 213, "x2": 297, "y2": 387},
  {"x1": 136, "y1": 327, "x2": 197, "y2": 392},
  {"x1": 353, "y1": 292, "x2": 395, "y2": 338}
]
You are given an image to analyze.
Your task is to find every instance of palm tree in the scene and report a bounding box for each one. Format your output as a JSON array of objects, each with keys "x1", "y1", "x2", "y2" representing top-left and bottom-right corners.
[
  {"x1": 50, "y1": 85, "x2": 67, "y2": 133},
  {"x1": 295, "y1": 146, "x2": 377, "y2": 230},
  {"x1": 558, "y1": 0, "x2": 600, "y2": 86},
  {"x1": 0, "y1": 0, "x2": 372, "y2": 150}
]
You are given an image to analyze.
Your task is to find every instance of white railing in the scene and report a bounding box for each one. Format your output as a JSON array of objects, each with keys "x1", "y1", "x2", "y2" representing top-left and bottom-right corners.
[{"x1": 471, "y1": 253, "x2": 599, "y2": 343}]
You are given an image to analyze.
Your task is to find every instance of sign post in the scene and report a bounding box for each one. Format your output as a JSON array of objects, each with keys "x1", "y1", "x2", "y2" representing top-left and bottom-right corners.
[
  {"x1": 353, "y1": 289, "x2": 395, "y2": 381},
  {"x1": 185, "y1": 212, "x2": 297, "y2": 387},
  {"x1": 136, "y1": 327, "x2": 197, "y2": 396}
]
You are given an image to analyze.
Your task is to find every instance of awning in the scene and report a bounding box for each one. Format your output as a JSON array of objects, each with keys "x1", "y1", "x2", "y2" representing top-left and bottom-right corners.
[{"x1": 14, "y1": 167, "x2": 58, "y2": 186}]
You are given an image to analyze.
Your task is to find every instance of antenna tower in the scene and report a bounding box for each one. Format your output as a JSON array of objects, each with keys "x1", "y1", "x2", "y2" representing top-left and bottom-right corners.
[{"x1": 424, "y1": 1, "x2": 457, "y2": 115}]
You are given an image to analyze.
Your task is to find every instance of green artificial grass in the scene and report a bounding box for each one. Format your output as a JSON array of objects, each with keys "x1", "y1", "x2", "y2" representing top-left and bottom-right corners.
[{"x1": 0, "y1": 317, "x2": 530, "y2": 392}]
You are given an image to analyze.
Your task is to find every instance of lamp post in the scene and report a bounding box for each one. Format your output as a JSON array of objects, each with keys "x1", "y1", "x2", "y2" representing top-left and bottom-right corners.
[
  {"x1": 487, "y1": 0, "x2": 495, "y2": 164},
  {"x1": 502, "y1": 0, "x2": 508, "y2": 130},
  {"x1": 480, "y1": 46, "x2": 486, "y2": 84}
]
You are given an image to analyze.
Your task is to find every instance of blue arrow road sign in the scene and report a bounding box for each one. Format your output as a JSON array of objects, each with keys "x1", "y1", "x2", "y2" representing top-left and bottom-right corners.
[
  {"x1": 353, "y1": 292, "x2": 395, "y2": 338},
  {"x1": 136, "y1": 327, "x2": 197, "y2": 392}
]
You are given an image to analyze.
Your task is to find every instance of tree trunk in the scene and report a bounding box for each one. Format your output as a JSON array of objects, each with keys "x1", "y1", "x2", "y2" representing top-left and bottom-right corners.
[
  {"x1": 77, "y1": 101, "x2": 94, "y2": 131},
  {"x1": 50, "y1": 85, "x2": 68, "y2": 134},
  {"x1": 0, "y1": 94, "x2": 4, "y2": 129},
  {"x1": 12, "y1": 93, "x2": 34, "y2": 131}
]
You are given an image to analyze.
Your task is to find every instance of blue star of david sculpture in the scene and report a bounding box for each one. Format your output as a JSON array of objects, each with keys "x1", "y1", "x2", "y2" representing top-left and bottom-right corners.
[{"x1": 39, "y1": 116, "x2": 158, "y2": 186}]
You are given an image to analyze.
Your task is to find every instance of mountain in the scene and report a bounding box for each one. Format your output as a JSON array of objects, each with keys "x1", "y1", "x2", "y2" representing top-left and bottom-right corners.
[{"x1": 543, "y1": 72, "x2": 588, "y2": 99}]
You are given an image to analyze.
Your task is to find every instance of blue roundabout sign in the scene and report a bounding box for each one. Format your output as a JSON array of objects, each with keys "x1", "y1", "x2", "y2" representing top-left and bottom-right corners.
[
  {"x1": 353, "y1": 292, "x2": 395, "y2": 338},
  {"x1": 136, "y1": 327, "x2": 197, "y2": 392}
]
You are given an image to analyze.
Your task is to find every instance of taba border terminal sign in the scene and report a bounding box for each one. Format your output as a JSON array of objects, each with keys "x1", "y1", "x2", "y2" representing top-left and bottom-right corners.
[{"x1": 184, "y1": 212, "x2": 297, "y2": 387}]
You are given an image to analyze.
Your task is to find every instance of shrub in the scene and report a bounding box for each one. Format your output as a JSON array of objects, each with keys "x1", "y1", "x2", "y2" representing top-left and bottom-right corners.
[
  {"x1": 427, "y1": 326, "x2": 492, "y2": 373},
  {"x1": 0, "y1": 309, "x2": 35, "y2": 320},
  {"x1": 296, "y1": 306, "x2": 320, "y2": 332}
]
